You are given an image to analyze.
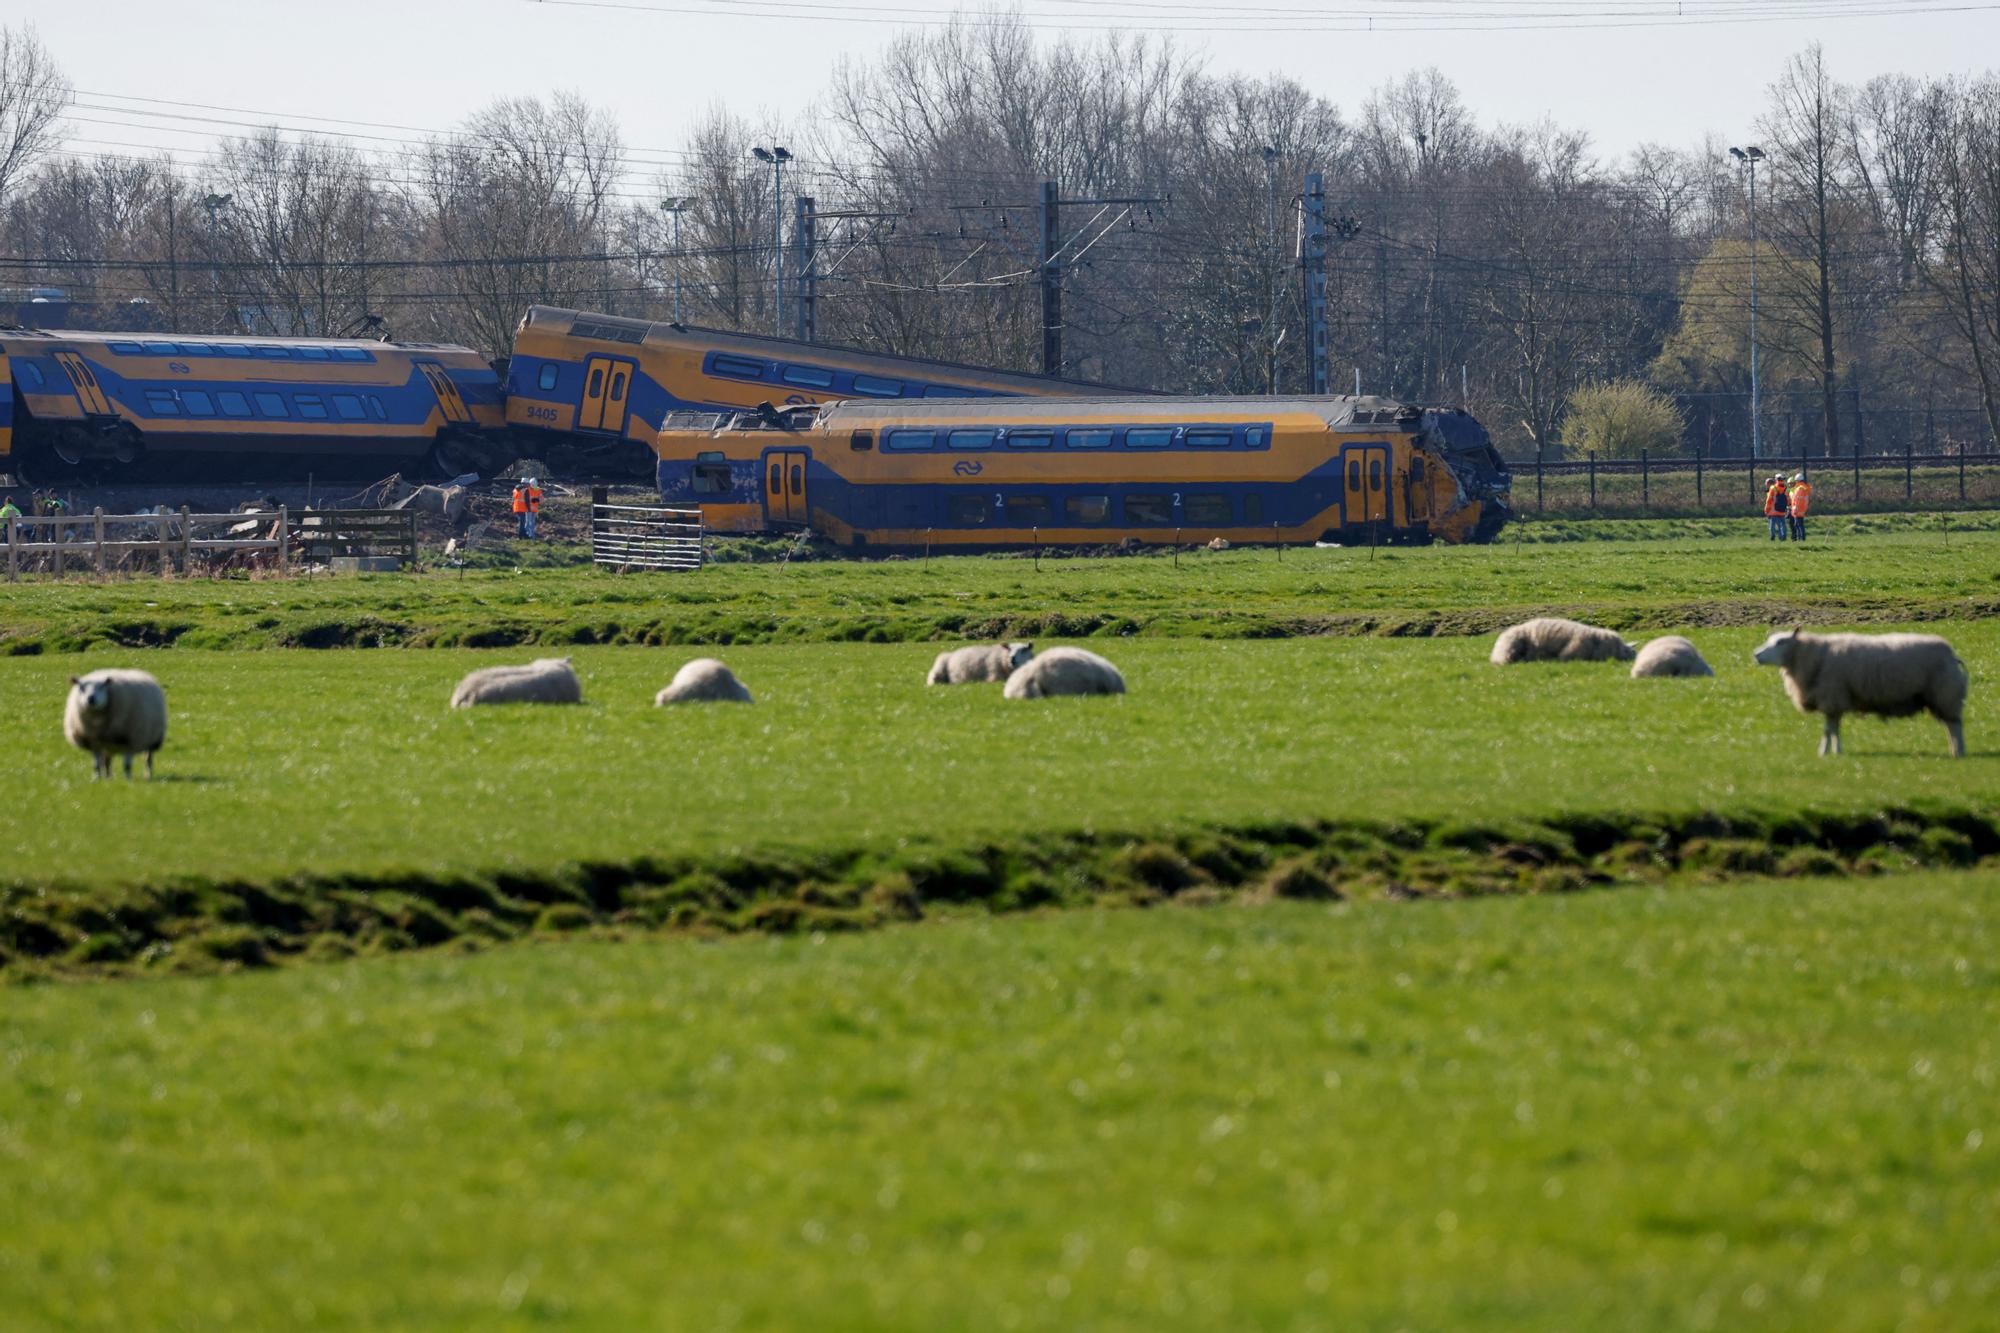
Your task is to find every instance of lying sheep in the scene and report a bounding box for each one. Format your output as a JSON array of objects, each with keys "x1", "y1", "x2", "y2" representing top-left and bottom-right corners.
[
  {"x1": 64, "y1": 669, "x2": 168, "y2": 779},
  {"x1": 1753, "y1": 629, "x2": 1967, "y2": 757},
  {"x1": 1002, "y1": 646, "x2": 1126, "y2": 699},
  {"x1": 450, "y1": 657, "x2": 582, "y2": 708},
  {"x1": 657, "y1": 658, "x2": 753, "y2": 705},
  {"x1": 1630, "y1": 635, "x2": 1714, "y2": 679},
  {"x1": 927, "y1": 642, "x2": 1034, "y2": 686},
  {"x1": 1490, "y1": 617, "x2": 1636, "y2": 665}
]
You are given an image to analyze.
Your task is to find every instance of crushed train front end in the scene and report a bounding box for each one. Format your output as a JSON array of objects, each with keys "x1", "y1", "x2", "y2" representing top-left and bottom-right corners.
[{"x1": 1416, "y1": 408, "x2": 1512, "y2": 544}]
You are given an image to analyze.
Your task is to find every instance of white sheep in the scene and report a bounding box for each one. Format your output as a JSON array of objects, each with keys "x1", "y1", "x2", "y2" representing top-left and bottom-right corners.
[
  {"x1": 450, "y1": 657, "x2": 583, "y2": 708},
  {"x1": 1630, "y1": 635, "x2": 1714, "y2": 679},
  {"x1": 1002, "y1": 646, "x2": 1126, "y2": 699},
  {"x1": 656, "y1": 658, "x2": 753, "y2": 705},
  {"x1": 927, "y1": 642, "x2": 1034, "y2": 685},
  {"x1": 1753, "y1": 629, "x2": 1968, "y2": 757},
  {"x1": 1490, "y1": 617, "x2": 1636, "y2": 665},
  {"x1": 65, "y1": 668, "x2": 168, "y2": 779}
]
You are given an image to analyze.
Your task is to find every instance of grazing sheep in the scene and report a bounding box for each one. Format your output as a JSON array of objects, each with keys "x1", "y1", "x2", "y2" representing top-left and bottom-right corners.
[
  {"x1": 65, "y1": 669, "x2": 168, "y2": 779},
  {"x1": 450, "y1": 657, "x2": 582, "y2": 708},
  {"x1": 656, "y1": 657, "x2": 753, "y2": 705},
  {"x1": 1630, "y1": 635, "x2": 1714, "y2": 679},
  {"x1": 1002, "y1": 646, "x2": 1126, "y2": 699},
  {"x1": 927, "y1": 642, "x2": 1034, "y2": 686},
  {"x1": 1753, "y1": 629, "x2": 1967, "y2": 757},
  {"x1": 1490, "y1": 616, "x2": 1636, "y2": 665}
]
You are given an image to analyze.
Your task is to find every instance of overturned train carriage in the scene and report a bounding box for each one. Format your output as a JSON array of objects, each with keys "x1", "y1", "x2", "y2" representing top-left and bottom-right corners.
[
  {"x1": 0, "y1": 328, "x2": 510, "y2": 484},
  {"x1": 655, "y1": 395, "x2": 1512, "y2": 548}
]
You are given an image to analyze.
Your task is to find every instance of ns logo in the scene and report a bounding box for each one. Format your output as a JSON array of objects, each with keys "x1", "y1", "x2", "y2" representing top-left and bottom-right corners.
[{"x1": 951, "y1": 459, "x2": 984, "y2": 476}]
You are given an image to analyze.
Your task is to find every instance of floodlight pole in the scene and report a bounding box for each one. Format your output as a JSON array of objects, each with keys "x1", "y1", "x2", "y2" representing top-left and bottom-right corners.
[
  {"x1": 753, "y1": 146, "x2": 792, "y2": 335},
  {"x1": 1731, "y1": 145, "x2": 1766, "y2": 460}
]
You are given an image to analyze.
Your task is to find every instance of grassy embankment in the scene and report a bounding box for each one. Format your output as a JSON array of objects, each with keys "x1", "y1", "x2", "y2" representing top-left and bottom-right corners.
[
  {"x1": 1, "y1": 518, "x2": 1997, "y2": 653},
  {"x1": 2, "y1": 875, "x2": 1995, "y2": 1329}
]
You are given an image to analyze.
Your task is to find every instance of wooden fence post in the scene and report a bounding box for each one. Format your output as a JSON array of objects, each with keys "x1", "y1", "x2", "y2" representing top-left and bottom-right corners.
[
  {"x1": 5, "y1": 514, "x2": 15, "y2": 583},
  {"x1": 1588, "y1": 451, "x2": 1596, "y2": 509},
  {"x1": 157, "y1": 506, "x2": 170, "y2": 576},
  {"x1": 1960, "y1": 448, "x2": 1967, "y2": 504},
  {"x1": 180, "y1": 506, "x2": 192, "y2": 575},
  {"x1": 278, "y1": 506, "x2": 290, "y2": 575},
  {"x1": 1694, "y1": 447, "x2": 1703, "y2": 506},
  {"x1": 92, "y1": 507, "x2": 106, "y2": 576},
  {"x1": 1641, "y1": 450, "x2": 1649, "y2": 506},
  {"x1": 1906, "y1": 439, "x2": 1914, "y2": 501}
]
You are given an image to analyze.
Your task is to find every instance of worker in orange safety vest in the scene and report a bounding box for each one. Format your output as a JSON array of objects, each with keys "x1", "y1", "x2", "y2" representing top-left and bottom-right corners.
[
  {"x1": 1787, "y1": 473, "x2": 1813, "y2": 541},
  {"x1": 1762, "y1": 474, "x2": 1790, "y2": 541},
  {"x1": 512, "y1": 478, "x2": 543, "y2": 538}
]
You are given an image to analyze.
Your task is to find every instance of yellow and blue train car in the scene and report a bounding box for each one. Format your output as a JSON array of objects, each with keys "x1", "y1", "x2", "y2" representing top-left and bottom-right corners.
[
  {"x1": 505, "y1": 305, "x2": 1141, "y2": 479},
  {"x1": 0, "y1": 327, "x2": 508, "y2": 483},
  {"x1": 654, "y1": 396, "x2": 1512, "y2": 548}
]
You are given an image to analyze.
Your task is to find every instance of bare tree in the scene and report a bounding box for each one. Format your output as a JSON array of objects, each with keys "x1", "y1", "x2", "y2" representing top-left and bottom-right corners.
[
  {"x1": 1925, "y1": 76, "x2": 2000, "y2": 448},
  {"x1": 0, "y1": 26, "x2": 68, "y2": 207}
]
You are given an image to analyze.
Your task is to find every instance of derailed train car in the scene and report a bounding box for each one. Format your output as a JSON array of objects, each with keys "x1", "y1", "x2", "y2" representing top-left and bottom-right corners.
[
  {"x1": 503, "y1": 305, "x2": 1143, "y2": 479},
  {"x1": 654, "y1": 395, "x2": 1512, "y2": 548},
  {"x1": 0, "y1": 327, "x2": 509, "y2": 483}
]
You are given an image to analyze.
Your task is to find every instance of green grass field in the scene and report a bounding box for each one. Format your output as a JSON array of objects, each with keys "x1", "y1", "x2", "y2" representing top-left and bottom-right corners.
[
  {"x1": 4, "y1": 875, "x2": 1995, "y2": 1329},
  {"x1": 7, "y1": 522, "x2": 1998, "y2": 1328}
]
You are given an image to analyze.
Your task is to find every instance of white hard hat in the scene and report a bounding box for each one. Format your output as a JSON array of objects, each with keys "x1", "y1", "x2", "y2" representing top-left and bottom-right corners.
[{"x1": 1792, "y1": 473, "x2": 1805, "y2": 482}]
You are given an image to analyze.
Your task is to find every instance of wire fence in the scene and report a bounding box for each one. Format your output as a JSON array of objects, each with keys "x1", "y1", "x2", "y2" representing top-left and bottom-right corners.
[{"x1": 1515, "y1": 448, "x2": 2000, "y2": 516}]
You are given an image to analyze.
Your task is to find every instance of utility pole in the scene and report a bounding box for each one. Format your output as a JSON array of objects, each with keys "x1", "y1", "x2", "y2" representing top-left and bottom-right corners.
[
  {"x1": 1731, "y1": 145, "x2": 1766, "y2": 459},
  {"x1": 1262, "y1": 147, "x2": 1280, "y2": 395},
  {"x1": 660, "y1": 196, "x2": 694, "y2": 324},
  {"x1": 794, "y1": 195, "x2": 818, "y2": 342},
  {"x1": 1038, "y1": 180, "x2": 1062, "y2": 376},
  {"x1": 752, "y1": 145, "x2": 791, "y2": 336},
  {"x1": 1301, "y1": 172, "x2": 1328, "y2": 395},
  {"x1": 201, "y1": 192, "x2": 231, "y2": 329}
]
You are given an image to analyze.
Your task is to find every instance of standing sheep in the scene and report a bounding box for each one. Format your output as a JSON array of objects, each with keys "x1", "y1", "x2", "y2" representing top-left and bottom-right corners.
[
  {"x1": 1490, "y1": 617, "x2": 1636, "y2": 665},
  {"x1": 450, "y1": 657, "x2": 583, "y2": 708},
  {"x1": 1630, "y1": 636, "x2": 1714, "y2": 679},
  {"x1": 65, "y1": 669, "x2": 168, "y2": 779},
  {"x1": 657, "y1": 658, "x2": 753, "y2": 705},
  {"x1": 1002, "y1": 647, "x2": 1126, "y2": 699},
  {"x1": 1752, "y1": 629, "x2": 1968, "y2": 757},
  {"x1": 927, "y1": 642, "x2": 1034, "y2": 685}
]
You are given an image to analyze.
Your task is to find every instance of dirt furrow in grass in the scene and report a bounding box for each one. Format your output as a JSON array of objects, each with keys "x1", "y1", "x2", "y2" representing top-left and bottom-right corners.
[{"x1": 7, "y1": 803, "x2": 1995, "y2": 982}]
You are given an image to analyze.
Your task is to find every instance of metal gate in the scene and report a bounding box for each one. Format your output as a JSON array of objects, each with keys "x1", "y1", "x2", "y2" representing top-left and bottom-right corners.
[{"x1": 591, "y1": 503, "x2": 704, "y2": 571}]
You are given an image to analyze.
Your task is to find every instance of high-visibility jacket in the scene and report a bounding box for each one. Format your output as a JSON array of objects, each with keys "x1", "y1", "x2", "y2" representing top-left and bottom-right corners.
[
  {"x1": 511, "y1": 487, "x2": 527, "y2": 514},
  {"x1": 1763, "y1": 482, "x2": 1789, "y2": 517},
  {"x1": 0, "y1": 502, "x2": 19, "y2": 523},
  {"x1": 1789, "y1": 481, "x2": 1813, "y2": 516},
  {"x1": 524, "y1": 486, "x2": 543, "y2": 513},
  {"x1": 512, "y1": 487, "x2": 543, "y2": 513}
]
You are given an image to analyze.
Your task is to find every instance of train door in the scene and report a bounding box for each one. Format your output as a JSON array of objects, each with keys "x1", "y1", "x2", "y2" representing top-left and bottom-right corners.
[
  {"x1": 53, "y1": 352, "x2": 114, "y2": 417},
  {"x1": 763, "y1": 448, "x2": 810, "y2": 526},
  {"x1": 1342, "y1": 444, "x2": 1389, "y2": 526},
  {"x1": 416, "y1": 362, "x2": 474, "y2": 425},
  {"x1": 578, "y1": 355, "x2": 634, "y2": 435}
]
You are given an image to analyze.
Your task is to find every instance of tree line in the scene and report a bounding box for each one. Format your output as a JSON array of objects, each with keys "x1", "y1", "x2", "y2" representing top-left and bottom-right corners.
[{"x1": 2, "y1": 20, "x2": 1998, "y2": 462}]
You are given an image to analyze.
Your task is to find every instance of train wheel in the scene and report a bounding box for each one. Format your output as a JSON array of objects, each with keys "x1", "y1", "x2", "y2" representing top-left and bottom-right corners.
[{"x1": 426, "y1": 431, "x2": 486, "y2": 483}]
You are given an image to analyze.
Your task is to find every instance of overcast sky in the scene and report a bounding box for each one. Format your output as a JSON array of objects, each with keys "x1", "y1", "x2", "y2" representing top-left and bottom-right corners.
[{"x1": 22, "y1": 0, "x2": 2000, "y2": 184}]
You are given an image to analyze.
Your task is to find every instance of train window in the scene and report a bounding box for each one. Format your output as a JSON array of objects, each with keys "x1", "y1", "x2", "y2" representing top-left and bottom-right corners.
[
  {"x1": 333, "y1": 394, "x2": 366, "y2": 420},
  {"x1": 852, "y1": 374, "x2": 901, "y2": 397},
  {"x1": 781, "y1": 365, "x2": 834, "y2": 389},
  {"x1": 143, "y1": 341, "x2": 180, "y2": 354},
  {"x1": 217, "y1": 391, "x2": 251, "y2": 417},
  {"x1": 1065, "y1": 495, "x2": 1110, "y2": 523},
  {"x1": 1368, "y1": 458, "x2": 1384, "y2": 491},
  {"x1": 947, "y1": 429, "x2": 995, "y2": 450},
  {"x1": 927, "y1": 385, "x2": 977, "y2": 398},
  {"x1": 1125, "y1": 495, "x2": 1173, "y2": 524},
  {"x1": 256, "y1": 346, "x2": 290, "y2": 359},
  {"x1": 587, "y1": 368, "x2": 603, "y2": 398},
  {"x1": 1125, "y1": 428, "x2": 1172, "y2": 449},
  {"x1": 849, "y1": 430, "x2": 874, "y2": 452},
  {"x1": 367, "y1": 396, "x2": 386, "y2": 419},
  {"x1": 296, "y1": 394, "x2": 329, "y2": 419},
  {"x1": 145, "y1": 391, "x2": 179, "y2": 415},
  {"x1": 1004, "y1": 495, "x2": 1053, "y2": 525},
  {"x1": 1243, "y1": 493, "x2": 1264, "y2": 524},
  {"x1": 1409, "y1": 457, "x2": 1426, "y2": 484},
  {"x1": 180, "y1": 343, "x2": 214, "y2": 356},
  {"x1": 1346, "y1": 458, "x2": 1361, "y2": 490},
  {"x1": 1185, "y1": 429, "x2": 1232, "y2": 449},
  {"x1": 1185, "y1": 494, "x2": 1232, "y2": 525},
  {"x1": 180, "y1": 390, "x2": 215, "y2": 416},
  {"x1": 300, "y1": 346, "x2": 331, "y2": 361},
  {"x1": 218, "y1": 344, "x2": 253, "y2": 358},
  {"x1": 1006, "y1": 430, "x2": 1053, "y2": 449},
  {"x1": 108, "y1": 341, "x2": 144, "y2": 355},
  {"x1": 537, "y1": 363, "x2": 559, "y2": 391},
  {"x1": 884, "y1": 429, "x2": 933, "y2": 451},
  {"x1": 254, "y1": 393, "x2": 288, "y2": 417},
  {"x1": 693, "y1": 451, "x2": 733, "y2": 494},
  {"x1": 947, "y1": 494, "x2": 989, "y2": 525},
  {"x1": 712, "y1": 355, "x2": 766, "y2": 380},
  {"x1": 17, "y1": 361, "x2": 43, "y2": 388},
  {"x1": 609, "y1": 370, "x2": 627, "y2": 401},
  {"x1": 336, "y1": 348, "x2": 372, "y2": 362},
  {"x1": 1064, "y1": 428, "x2": 1113, "y2": 449},
  {"x1": 1245, "y1": 426, "x2": 1269, "y2": 449}
]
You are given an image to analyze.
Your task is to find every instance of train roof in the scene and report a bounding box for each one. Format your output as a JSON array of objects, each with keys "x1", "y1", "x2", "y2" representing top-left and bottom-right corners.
[
  {"x1": 520, "y1": 305, "x2": 1148, "y2": 394},
  {"x1": 807, "y1": 394, "x2": 1428, "y2": 429},
  {"x1": 0, "y1": 326, "x2": 476, "y2": 354}
]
